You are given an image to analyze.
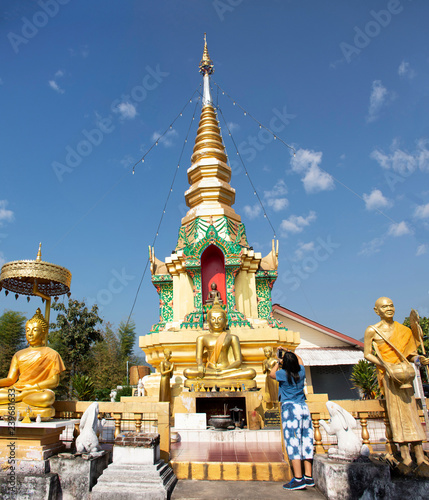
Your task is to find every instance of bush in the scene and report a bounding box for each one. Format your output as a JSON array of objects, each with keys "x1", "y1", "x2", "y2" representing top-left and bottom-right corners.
[
  {"x1": 350, "y1": 360, "x2": 380, "y2": 400},
  {"x1": 115, "y1": 386, "x2": 133, "y2": 402},
  {"x1": 71, "y1": 374, "x2": 95, "y2": 401},
  {"x1": 94, "y1": 388, "x2": 111, "y2": 402}
]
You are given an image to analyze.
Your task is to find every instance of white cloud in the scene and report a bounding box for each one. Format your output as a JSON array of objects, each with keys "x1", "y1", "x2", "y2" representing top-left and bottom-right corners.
[
  {"x1": 113, "y1": 102, "x2": 137, "y2": 120},
  {"x1": 388, "y1": 221, "x2": 412, "y2": 237},
  {"x1": 414, "y1": 203, "x2": 429, "y2": 219},
  {"x1": 290, "y1": 149, "x2": 334, "y2": 193},
  {"x1": 280, "y1": 211, "x2": 316, "y2": 235},
  {"x1": 370, "y1": 138, "x2": 429, "y2": 174},
  {"x1": 359, "y1": 237, "x2": 385, "y2": 256},
  {"x1": 294, "y1": 241, "x2": 315, "y2": 260},
  {"x1": 264, "y1": 179, "x2": 288, "y2": 212},
  {"x1": 0, "y1": 200, "x2": 14, "y2": 226},
  {"x1": 48, "y1": 80, "x2": 64, "y2": 94},
  {"x1": 227, "y1": 122, "x2": 240, "y2": 132},
  {"x1": 151, "y1": 129, "x2": 178, "y2": 148},
  {"x1": 398, "y1": 60, "x2": 416, "y2": 79},
  {"x1": 366, "y1": 80, "x2": 394, "y2": 123},
  {"x1": 416, "y1": 244, "x2": 427, "y2": 256},
  {"x1": 0, "y1": 252, "x2": 5, "y2": 267},
  {"x1": 363, "y1": 189, "x2": 391, "y2": 211},
  {"x1": 54, "y1": 70, "x2": 64, "y2": 78},
  {"x1": 69, "y1": 45, "x2": 89, "y2": 58},
  {"x1": 243, "y1": 204, "x2": 261, "y2": 219}
]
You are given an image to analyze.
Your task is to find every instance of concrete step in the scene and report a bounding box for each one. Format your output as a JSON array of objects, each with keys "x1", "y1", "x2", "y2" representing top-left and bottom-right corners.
[{"x1": 171, "y1": 460, "x2": 291, "y2": 481}]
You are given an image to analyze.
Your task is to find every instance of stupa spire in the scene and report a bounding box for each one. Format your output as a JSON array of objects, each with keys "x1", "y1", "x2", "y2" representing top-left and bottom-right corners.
[
  {"x1": 199, "y1": 33, "x2": 214, "y2": 106},
  {"x1": 181, "y1": 35, "x2": 240, "y2": 225}
]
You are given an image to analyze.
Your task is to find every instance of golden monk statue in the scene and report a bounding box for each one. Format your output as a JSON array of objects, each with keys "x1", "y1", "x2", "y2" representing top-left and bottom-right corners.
[
  {"x1": 159, "y1": 348, "x2": 174, "y2": 403},
  {"x1": 184, "y1": 299, "x2": 256, "y2": 388},
  {"x1": 205, "y1": 282, "x2": 223, "y2": 305},
  {"x1": 0, "y1": 308, "x2": 65, "y2": 419},
  {"x1": 364, "y1": 297, "x2": 429, "y2": 470},
  {"x1": 262, "y1": 346, "x2": 279, "y2": 408}
]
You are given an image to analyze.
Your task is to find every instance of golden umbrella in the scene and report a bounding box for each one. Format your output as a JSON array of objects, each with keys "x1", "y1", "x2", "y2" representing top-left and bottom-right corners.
[{"x1": 0, "y1": 243, "x2": 72, "y2": 325}]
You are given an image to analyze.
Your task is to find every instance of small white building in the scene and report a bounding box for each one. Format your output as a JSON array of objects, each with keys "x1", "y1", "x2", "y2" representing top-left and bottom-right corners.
[{"x1": 273, "y1": 304, "x2": 364, "y2": 400}]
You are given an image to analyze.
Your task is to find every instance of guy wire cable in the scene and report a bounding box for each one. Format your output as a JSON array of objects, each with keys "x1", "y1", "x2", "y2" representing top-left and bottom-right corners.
[
  {"x1": 53, "y1": 86, "x2": 202, "y2": 249},
  {"x1": 213, "y1": 80, "x2": 398, "y2": 225},
  {"x1": 216, "y1": 98, "x2": 319, "y2": 322},
  {"x1": 125, "y1": 96, "x2": 201, "y2": 328}
]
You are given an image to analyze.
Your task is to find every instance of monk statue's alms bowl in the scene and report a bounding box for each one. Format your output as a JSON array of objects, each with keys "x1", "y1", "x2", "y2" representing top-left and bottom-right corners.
[{"x1": 387, "y1": 361, "x2": 415, "y2": 389}]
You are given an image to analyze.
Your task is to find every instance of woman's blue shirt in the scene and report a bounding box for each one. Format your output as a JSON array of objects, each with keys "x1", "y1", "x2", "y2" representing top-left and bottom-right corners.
[{"x1": 275, "y1": 365, "x2": 306, "y2": 404}]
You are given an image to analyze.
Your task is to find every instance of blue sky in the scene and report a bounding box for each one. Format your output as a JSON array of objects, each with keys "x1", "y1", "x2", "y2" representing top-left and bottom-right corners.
[{"x1": 1, "y1": 0, "x2": 428, "y2": 348}]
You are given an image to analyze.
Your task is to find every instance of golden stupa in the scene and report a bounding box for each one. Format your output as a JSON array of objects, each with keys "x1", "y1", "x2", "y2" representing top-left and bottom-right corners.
[{"x1": 140, "y1": 36, "x2": 299, "y2": 401}]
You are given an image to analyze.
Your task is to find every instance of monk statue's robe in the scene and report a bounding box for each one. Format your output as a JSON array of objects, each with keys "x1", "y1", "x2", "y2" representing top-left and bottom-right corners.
[{"x1": 374, "y1": 322, "x2": 425, "y2": 443}]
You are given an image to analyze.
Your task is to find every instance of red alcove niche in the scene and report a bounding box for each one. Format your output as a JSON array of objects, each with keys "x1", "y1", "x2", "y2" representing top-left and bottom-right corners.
[{"x1": 201, "y1": 245, "x2": 227, "y2": 308}]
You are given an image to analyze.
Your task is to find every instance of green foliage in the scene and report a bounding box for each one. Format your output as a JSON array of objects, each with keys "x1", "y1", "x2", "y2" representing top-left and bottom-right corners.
[
  {"x1": 49, "y1": 299, "x2": 103, "y2": 375},
  {"x1": 94, "y1": 388, "x2": 111, "y2": 402},
  {"x1": 350, "y1": 360, "x2": 380, "y2": 399},
  {"x1": 115, "y1": 385, "x2": 133, "y2": 401},
  {"x1": 71, "y1": 374, "x2": 95, "y2": 401},
  {"x1": 0, "y1": 310, "x2": 27, "y2": 378},
  {"x1": 118, "y1": 319, "x2": 136, "y2": 361},
  {"x1": 91, "y1": 324, "x2": 124, "y2": 390},
  {"x1": 49, "y1": 299, "x2": 103, "y2": 398}
]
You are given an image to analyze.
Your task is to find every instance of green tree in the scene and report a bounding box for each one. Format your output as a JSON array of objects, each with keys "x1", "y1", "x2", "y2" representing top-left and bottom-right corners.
[
  {"x1": 0, "y1": 310, "x2": 27, "y2": 378},
  {"x1": 118, "y1": 319, "x2": 136, "y2": 362},
  {"x1": 49, "y1": 299, "x2": 103, "y2": 398},
  {"x1": 350, "y1": 360, "x2": 380, "y2": 399},
  {"x1": 91, "y1": 323, "x2": 124, "y2": 391}
]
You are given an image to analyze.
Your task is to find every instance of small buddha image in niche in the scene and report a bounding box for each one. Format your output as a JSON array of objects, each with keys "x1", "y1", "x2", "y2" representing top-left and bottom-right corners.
[{"x1": 206, "y1": 282, "x2": 223, "y2": 305}]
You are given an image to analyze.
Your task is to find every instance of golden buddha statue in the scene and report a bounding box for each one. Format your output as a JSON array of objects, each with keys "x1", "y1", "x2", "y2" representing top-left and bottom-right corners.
[
  {"x1": 0, "y1": 308, "x2": 65, "y2": 419},
  {"x1": 205, "y1": 282, "x2": 223, "y2": 305},
  {"x1": 184, "y1": 299, "x2": 256, "y2": 388},
  {"x1": 364, "y1": 297, "x2": 429, "y2": 470},
  {"x1": 262, "y1": 346, "x2": 279, "y2": 408},
  {"x1": 159, "y1": 348, "x2": 174, "y2": 403}
]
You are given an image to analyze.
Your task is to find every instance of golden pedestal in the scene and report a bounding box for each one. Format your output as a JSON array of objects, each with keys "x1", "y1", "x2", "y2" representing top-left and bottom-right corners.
[
  {"x1": 0, "y1": 420, "x2": 78, "y2": 462},
  {"x1": 183, "y1": 379, "x2": 256, "y2": 390},
  {"x1": 0, "y1": 404, "x2": 55, "y2": 422}
]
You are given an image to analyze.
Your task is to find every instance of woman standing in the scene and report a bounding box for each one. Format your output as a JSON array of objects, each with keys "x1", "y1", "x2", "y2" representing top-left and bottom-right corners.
[{"x1": 270, "y1": 347, "x2": 314, "y2": 491}]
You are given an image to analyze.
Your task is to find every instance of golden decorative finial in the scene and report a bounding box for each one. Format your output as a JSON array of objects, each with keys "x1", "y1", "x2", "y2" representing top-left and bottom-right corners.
[
  {"x1": 199, "y1": 33, "x2": 214, "y2": 75},
  {"x1": 36, "y1": 242, "x2": 42, "y2": 261}
]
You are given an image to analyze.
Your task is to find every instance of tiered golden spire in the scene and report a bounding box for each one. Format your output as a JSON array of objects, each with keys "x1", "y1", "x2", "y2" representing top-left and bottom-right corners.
[{"x1": 181, "y1": 36, "x2": 240, "y2": 225}]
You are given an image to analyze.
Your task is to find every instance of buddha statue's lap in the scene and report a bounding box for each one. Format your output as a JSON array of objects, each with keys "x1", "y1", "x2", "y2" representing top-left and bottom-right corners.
[
  {"x1": 0, "y1": 308, "x2": 65, "y2": 419},
  {"x1": 184, "y1": 299, "x2": 256, "y2": 387}
]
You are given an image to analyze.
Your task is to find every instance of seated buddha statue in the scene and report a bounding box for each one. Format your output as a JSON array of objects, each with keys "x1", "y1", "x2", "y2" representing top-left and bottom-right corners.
[
  {"x1": 205, "y1": 282, "x2": 223, "y2": 305},
  {"x1": 0, "y1": 308, "x2": 65, "y2": 419},
  {"x1": 184, "y1": 299, "x2": 256, "y2": 387}
]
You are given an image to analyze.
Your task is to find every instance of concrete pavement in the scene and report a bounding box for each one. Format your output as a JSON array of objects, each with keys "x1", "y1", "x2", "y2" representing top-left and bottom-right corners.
[{"x1": 171, "y1": 480, "x2": 326, "y2": 499}]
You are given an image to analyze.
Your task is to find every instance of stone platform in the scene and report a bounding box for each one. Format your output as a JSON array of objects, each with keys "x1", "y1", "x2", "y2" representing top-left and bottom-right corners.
[
  {"x1": 91, "y1": 432, "x2": 177, "y2": 500},
  {"x1": 314, "y1": 454, "x2": 429, "y2": 500},
  {"x1": 0, "y1": 419, "x2": 79, "y2": 462}
]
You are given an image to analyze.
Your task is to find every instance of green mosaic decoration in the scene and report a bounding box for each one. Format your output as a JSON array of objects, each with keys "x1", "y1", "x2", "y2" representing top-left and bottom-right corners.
[
  {"x1": 181, "y1": 267, "x2": 204, "y2": 329},
  {"x1": 150, "y1": 275, "x2": 173, "y2": 332},
  {"x1": 255, "y1": 270, "x2": 287, "y2": 330},
  {"x1": 176, "y1": 216, "x2": 249, "y2": 251}
]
